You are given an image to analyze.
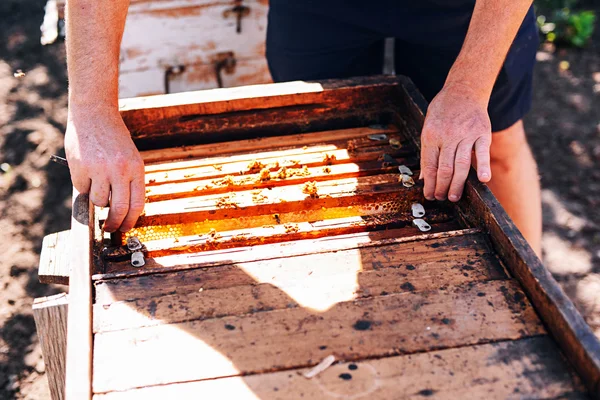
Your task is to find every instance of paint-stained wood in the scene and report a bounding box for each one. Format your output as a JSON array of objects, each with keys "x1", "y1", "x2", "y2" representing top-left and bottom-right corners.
[
  {"x1": 65, "y1": 191, "x2": 94, "y2": 400},
  {"x1": 93, "y1": 337, "x2": 587, "y2": 400},
  {"x1": 120, "y1": 0, "x2": 268, "y2": 73},
  {"x1": 92, "y1": 280, "x2": 544, "y2": 392},
  {"x1": 33, "y1": 293, "x2": 69, "y2": 400},
  {"x1": 119, "y1": 56, "x2": 272, "y2": 98},
  {"x1": 39, "y1": 230, "x2": 70, "y2": 285}
]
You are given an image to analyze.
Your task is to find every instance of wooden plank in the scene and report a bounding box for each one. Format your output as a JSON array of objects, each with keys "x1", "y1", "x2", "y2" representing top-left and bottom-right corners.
[
  {"x1": 463, "y1": 173, "x2": 600, "y2": 398},
  {"x1": 395, "y1": 75, "x2": 600, "y2": 397},
  {"x1": 93, "y1": 337, "x2": 586, "y2": 399},
  {"x1": 92, "y1": 280, "x2": 544, "y2": 392},
  {"x1": 145, "y1": 160, "x2": 414, "y2": 202},
  {"x1": 95, "y1": 226, "x2": 473, "y2": 280},
  {"x1": 64, "y1": 191, "x2": 94, "y2": 400},
  {"x1": 109, "y1": 210, "x2": 452, "y2": 259},
  {"x1": 119, "y1": 0, "x2": 268, "y2": 74},
  {"x1": 95, "y1": 232, "x2": 493, "y2": 305},
  {"x1": 134, "y1": 173, "x2": 422, "y2": 225},
  {"x1": 39, "y1": 230, "x2": 70, "y2": 285},
  {"x1": 93, "y1": 233, "x2": 506, "y2": 332},
  {"x1": 119, "y1": 56, "x2": 272, "y2": 98},
  {"x1": 140, "y1": 126, "x2": 401, "y2": 164},
  {"x1": 33, "y1": 293, "x2": 69, "y2": 400},
  {"x1": 119, "y1": 76, "x2": 399, "y2": 122},
  {"x1": 143, "y1": 136, "x2": 411, "y2": 180},
  {"x1": 118, "y1": 76, "x2": 401, "y2": 149}
]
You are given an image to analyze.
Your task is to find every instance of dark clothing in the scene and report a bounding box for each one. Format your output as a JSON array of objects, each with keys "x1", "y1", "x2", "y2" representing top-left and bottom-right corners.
[{"x1": 266, "y1": 2, "x2": 539, "y2": 132}]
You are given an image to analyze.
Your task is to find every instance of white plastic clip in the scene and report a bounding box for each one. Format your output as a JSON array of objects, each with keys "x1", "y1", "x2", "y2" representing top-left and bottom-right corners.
[
  {"x1": 368, "y1": 134, "x2": 388, "y2": 141},
  {"x1": 413, "y1": 219, "x2": 431, "y2": 232},
  {"x1": 401, "y1": 174, "x2": 415, "y2": 188},
  {"x1": 126, "y1": 236, "x2": 143, "y2": 251},
  {"x1": 411, "y1": 203, "x2": 425, "y2": 218},
  {"x1": 398, "y1": 165, "x2": 413, "y2": 176},
  {"x1": 131, "y1": 251, "x2": 145, "y2": 268}
]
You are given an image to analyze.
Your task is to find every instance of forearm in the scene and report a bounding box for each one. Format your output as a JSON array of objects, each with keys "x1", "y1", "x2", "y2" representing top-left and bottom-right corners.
[
  {"x1": 66, "y1": 0, "x2": 129, "y2": 112},
  {"x1": 445, "y1": 0, "x2": 533, "y2": 103}
]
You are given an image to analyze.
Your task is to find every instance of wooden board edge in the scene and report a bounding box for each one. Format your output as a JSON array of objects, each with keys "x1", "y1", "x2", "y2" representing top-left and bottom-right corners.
[
  {"x1": 118, "y1": 75, "x2": 400, "y2": 114},
  {"x1": 33, "y1": 293, "x2": 69, "y2": 400},
  {"x1": 462, "y1": 174, "x2": 600, "y2": 399},
  {"x1": 92, "y1": 227, "x2": 480, "y2": 281},
  {"x1": 395, "y1": 74, "x2": 600, "y2": 398},
  {"x1": 39, "y1": 230, "x2": 70, "y2": 285},
  {"x1": 65, "y1": 190, "x2": 94, "y2": 400}
]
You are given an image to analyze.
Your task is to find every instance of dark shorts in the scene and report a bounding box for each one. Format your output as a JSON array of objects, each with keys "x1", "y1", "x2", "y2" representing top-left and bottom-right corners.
[{"x1": 266, "y1": 1, "x2": 539, "y2": 132}]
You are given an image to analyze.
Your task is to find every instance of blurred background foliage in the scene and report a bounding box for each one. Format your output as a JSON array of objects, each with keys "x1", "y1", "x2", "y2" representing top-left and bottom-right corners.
[{"x1": 536, "y1": 0, "x2": 596, "y2": 47}]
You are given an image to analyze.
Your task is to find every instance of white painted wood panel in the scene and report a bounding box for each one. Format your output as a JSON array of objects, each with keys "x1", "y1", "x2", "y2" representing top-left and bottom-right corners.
[
  {"x1": 120, "y1": 0, "x2": 268, "y2": 74},
  {"x1": 119, "y1": 56, "x2": 272, "y2": 98}
]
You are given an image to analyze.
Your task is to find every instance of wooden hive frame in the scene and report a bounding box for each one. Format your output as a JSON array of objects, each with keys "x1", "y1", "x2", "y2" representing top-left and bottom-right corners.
[{"x1": 62, "y1": 76, "x2": 600, "y2": 399}]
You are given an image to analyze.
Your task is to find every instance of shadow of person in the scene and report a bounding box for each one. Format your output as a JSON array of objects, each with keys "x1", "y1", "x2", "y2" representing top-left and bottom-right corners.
[{"x1": 85, "y1": 224, "x2": 578, "y2": 400}]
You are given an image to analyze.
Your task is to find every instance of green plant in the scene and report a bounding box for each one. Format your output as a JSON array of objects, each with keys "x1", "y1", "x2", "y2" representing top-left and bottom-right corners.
[{"x1": 536, "y1": 0, "x2": 596, "y2": 47}]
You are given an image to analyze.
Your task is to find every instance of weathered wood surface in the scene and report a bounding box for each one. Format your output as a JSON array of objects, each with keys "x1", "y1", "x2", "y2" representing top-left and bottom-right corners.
[
  {"x1": 93, "y1": 233, "x2": 505, "y2": 332},
  {"x1": 95, "y1": 231, "x2": 491, "y2": 304},
  {"x1": 112, "y1": 211, "x2": 451, "y2": 260},
  {"x1": 93, "y1": 337, "x2": 587, "y2": 400},
  {"x1": 463, "y1": 174, "x2": 600, "y2": 398},
  {"x1": 396, "y1": 75, "x2": 600, "y2": 397},
  {"x1": 39, "y1": 230, "x2": 70, "y2": 285},
  {"x1": 81, "y1": 77, "x2": 600, "y2": 398},
  {"x1": 64, "y1": 192, "x2": 94, "y2": 400},
  {"x1": 93, "y1": 279, "x2": 544, "y2": 393},
  {"x1": 120, "y1": 57, "x2": 272, "y2": 98},
  {"x1": 118, "y1": 77, "x2": 401, "y2": 149},
  {"x1": 33, "y1": 293, "x2": 69, "y2": 400},
  {"x1": 140, "y1": 126, "x2": 402, "y2": 164},
  {"x1": 120, "y1": 0, "x2": 268, "y2": 74},
  {"x1": 99, "y1": 224, "x2": 466, "y2": 278}
]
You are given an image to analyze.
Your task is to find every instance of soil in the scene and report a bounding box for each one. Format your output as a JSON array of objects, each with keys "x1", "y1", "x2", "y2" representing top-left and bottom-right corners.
[{"x1": 0, "y1": 0, "x2": 599, "y2": 398}]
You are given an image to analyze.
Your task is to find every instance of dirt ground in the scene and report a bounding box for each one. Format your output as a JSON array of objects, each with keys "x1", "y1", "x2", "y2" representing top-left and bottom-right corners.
[{"x1": 0, "y1": 0, "x2": 599, "y2": 398}]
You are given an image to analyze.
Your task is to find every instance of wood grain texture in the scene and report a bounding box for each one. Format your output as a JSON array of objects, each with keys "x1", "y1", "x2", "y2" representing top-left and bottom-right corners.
[
  {"x1": 118, "y1": 76, "x2": 401, "y2": 150},
  {"x1": 109, "y1": 210, "x2": 452, "y2": 260},
  {"x1": 64, "y1": 191, "x2": 94, "y2": 400},
  {"x1": 463, "y1": 174, "x2": 600, "y2": 398},
  {"x1": 143, "y1": 136, "x2": 411, "y2": 181},
  {"x1": 136, "y1": 173, "x2": 423, "y2": 224},
  {"x1": 119, "y1": 0, "x2": 268, "y2": 74},
  {"x1": 95, "y1": 230, "x2": 492, "y2": 304},
  {"x1": 97, "y1": 224, "x2": 468, "y2": 279},
  {"x1": 140, "y1": 126, "x2": 401, "y2": 164},
  {"x1": 92, "y1": 280, "x2": 544, "y2": 393},
  {"x1": 396, "y1": 75, "x2": 600, "y2": 398},
  {"x1": 38, "y1": 230, "x2": 70, "y2": 285},
  {"x1": 33, "y1": 293, "x2": 69, "y2": 400},
  {"x1": 93, "y1": 336, "x2": 586, "y2": 400},
  {"x1": 93, "y1": 233, "x2": 506, "y2": 332}
]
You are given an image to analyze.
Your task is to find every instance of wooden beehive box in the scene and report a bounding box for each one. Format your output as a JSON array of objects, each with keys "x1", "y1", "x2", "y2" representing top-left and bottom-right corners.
[
  {"x1": 50, "y1": 0, "x2": 271, "y2": 97},
  {"x1": 38, "y1": 76, "x2": 600, "y2": 399}
]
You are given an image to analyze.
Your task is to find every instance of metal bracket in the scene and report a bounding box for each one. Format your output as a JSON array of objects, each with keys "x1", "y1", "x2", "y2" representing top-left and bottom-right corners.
[
  {"x1": 164, "y1": 64, "x2": 186, "y2": 94},
  {"x1": 223, "y1": 1, "x2": 250, "y2": 33},
  {"x1": 214, "y1": 52, "x2": 237, "y2": 88}
]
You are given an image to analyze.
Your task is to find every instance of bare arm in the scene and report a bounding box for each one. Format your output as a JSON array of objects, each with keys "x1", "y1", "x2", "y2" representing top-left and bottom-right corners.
[
  {"x1": 420, "y1": 0, "x2": 533, "y2": 202},
  {"x1": 65, "y1": 0, "x2": 145, "y2": 232}
]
